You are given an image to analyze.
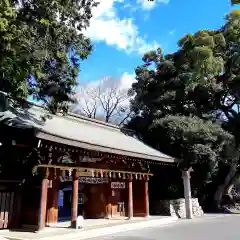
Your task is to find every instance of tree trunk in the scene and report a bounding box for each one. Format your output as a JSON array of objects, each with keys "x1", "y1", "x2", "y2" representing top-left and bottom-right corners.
[
  {"x1": 225, "y1": 176, "x2": 237, "y2": 195},
  {"x1": 223, "y1": 172, "x2": 240, "y2": 202},
  {"x1": 225, "y1": 183, "x2": 235, "y2": 196},
  {"x1": 213, "y1": 163, "x2": 238, "y2": 209}
]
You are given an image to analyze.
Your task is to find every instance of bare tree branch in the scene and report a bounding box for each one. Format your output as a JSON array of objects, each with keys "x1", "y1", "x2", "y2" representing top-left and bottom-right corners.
[{"x1": 71, "y1": 76, "x2": 133, "y2": 125}]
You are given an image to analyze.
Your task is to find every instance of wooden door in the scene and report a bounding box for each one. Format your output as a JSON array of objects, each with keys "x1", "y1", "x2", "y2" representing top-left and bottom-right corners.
[
  {"x1": 85, "y1": 185, "x2": 105, "y2": 218},
  {"x1": 133, "y1": 180, "x2": 145, "y2": 217},
  {"x1": 0, "y1": 192, "x2": 15, "y2": 229},
  {"x1": 111, "y1": 189, "x2": 122, "y2": 218}
]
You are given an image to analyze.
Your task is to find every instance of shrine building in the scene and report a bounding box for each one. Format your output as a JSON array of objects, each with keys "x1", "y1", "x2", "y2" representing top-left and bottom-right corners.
[{"x1": 0, "y1": 95, "x2": 176, "y2": 230}]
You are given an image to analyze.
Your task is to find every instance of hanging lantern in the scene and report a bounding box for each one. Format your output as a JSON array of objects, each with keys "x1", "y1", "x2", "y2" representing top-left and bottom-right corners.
[
  {"x1": 100, "y1": 170, "x2": 103, "y2": 178},
  {"x1": 91, "y1": 170, "x2": 95, "y2": 178},
  {"x1": 143, "y1": 175, "x2": 148, "y2": 181},
  {"x1": 113, "y1": 172, "x2": 116, "y2": 179},
  {"x1": 122, "y1": 173, "x2": 126, "y2": 180},
  {"x1": 46, "y1": 168, "x2": 50, "y2": 178},
  {"x1": 68, "y1": 168, "x2": 72, "y2": 177},
  {"x1": 139, "y1": 174, "x2": 142, "y2": 180},
  {"x1": 109, "y1": 172, "x2": 112, "y2": 178},
  {"x1": 118, "y1": 172, "x2": 121, "y2": 178},
  {"x1": 135, "y1": 174, "x2": 138, "y2": 180}
]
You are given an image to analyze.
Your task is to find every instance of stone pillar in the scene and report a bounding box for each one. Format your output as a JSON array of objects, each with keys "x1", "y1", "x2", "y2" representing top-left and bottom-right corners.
[
  {"x1": 71, "y1": 169, "x2": 79, "y2": 228},
  {"x1": 144, "y1": 177, "x2": 149, "y2": 217},
  {"x1": 38, "y1": 168, "x2": 49, "y2": 230},
  {"x1": 182, "y1": 170, "x2": 193, "y2": 219},
  {"x1": 127, "y1": 176, "x2": 133, "y2": 219}
]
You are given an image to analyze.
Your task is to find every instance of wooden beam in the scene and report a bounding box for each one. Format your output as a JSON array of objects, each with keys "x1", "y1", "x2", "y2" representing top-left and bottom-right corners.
[{"x1": 32, "y1": 164, "x2": 153, "y2": 177}]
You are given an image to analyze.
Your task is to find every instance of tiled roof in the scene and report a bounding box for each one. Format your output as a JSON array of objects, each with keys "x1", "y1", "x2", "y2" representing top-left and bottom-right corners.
[{"x1": 0, "y1": 102, "x2": 175, "y2": 163}]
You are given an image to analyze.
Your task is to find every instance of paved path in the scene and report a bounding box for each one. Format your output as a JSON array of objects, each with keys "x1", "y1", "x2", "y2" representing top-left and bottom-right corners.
[{"x1": 89, "y1": 215, "x2": 240, "y2": 240}]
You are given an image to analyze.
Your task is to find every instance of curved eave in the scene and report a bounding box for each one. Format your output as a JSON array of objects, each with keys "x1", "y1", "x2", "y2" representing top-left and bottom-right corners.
[{"x1": 35, "y1": 130, "x2": 176, "y2": 163}]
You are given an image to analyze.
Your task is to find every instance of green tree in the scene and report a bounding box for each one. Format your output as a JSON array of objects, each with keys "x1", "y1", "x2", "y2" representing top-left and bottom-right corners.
[
  {"x1": 128, "y1": 10, "x2": 240, "y2": 209},
  {"x1": 232, "y1": 0, "x2": 240, "y2": 4},
  {"x1": 0, "y1": 0, "x2": 98, "y2": 113}
]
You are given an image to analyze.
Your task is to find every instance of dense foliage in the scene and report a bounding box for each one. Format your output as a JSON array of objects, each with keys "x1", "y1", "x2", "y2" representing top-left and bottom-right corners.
[
  {"x1": 232, "y1": 0, "x2": 240, "y2": 4},
  {"x1": 128, "y1": 10, "x2": 240, "y2": 209},
  {"x1": 0, "y1": 0, "x2": 98, "y2": 113}
]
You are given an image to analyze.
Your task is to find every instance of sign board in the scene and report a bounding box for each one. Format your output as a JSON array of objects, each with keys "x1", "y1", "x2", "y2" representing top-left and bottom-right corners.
[
  {"x1": 79, "y1": 177, "x2": 109, "y2": 184},
  {"x1": 59, "y1": 176, "x2": 109, "y2": 184},
  {"x1": 80, "y1": 156, "x2": 100, "y2": 163},
  {"x1": 111, "y1": 182, "x2": 126, "y2": 189}
]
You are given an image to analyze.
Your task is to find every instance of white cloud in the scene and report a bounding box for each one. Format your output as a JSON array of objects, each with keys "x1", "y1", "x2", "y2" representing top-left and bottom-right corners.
[
  {"x1": 136, "y1": 39, "x2": 160, "y2": 55},
  {"x1": 77, "y1": 72, "x2": 135, "y2": 94},
  {"x1": 137, "y1": 0, "x2": 170, "y2": 10},
  {"x1": 119, "y1": 72, "x2": 136, "y2": 90},
  {"x1": 84, "y1": 0, "x2": 160, "y2": 55}
]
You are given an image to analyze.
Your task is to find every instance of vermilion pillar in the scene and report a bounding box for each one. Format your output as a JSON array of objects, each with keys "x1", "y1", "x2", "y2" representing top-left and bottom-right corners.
[
  {"x1": 38, "y1": 168, "x2": 49, "y2": 230},
  {"x1": 71, "y1": 169, "x2": 79, "y2": 228},
  {"x1": 127, "y1": 176, "x2": 133, "y2": 219},
  {"x1": 144, "y1": 177, "x2": 149, "y2": 217}
]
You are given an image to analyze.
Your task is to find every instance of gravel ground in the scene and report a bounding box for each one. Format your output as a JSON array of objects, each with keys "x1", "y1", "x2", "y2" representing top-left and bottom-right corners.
[{"x1": 89, "y1": 215, "x2": 240, "y2": 240}]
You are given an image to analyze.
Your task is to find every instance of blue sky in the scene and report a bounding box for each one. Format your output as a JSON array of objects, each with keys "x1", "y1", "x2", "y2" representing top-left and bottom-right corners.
[{"x1": 78, "y1": 0, "x2": 239, "y2": 90}]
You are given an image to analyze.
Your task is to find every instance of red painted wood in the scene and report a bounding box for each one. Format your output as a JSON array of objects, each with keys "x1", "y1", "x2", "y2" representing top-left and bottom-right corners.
[
  {"x1": 0, "y1": 192, "x2": 16, "y2": 229},
  {"x1": 3, "y1": 192, "x2": 10, "y2": 228},
  {"x1": 106, "y1": 182, "x2": 112, "y2": 218},
  {"x1": 144, "y1": 180, "x2": 149, "y2": 217},
  {"x1": 71, "y1": 169, "x2": 79, "y2": 227},
  {"x1": 46, "y1": 178, "x2": 60, "y2": 224},
  {"x1": 10, "y1": 189, "x2": 22, "y2": 229},
  {"x1": 84, "y1": 184, "x2": 105, "y2": 218},
  {"x1": 0, "y1": 193, "x2": 6, "y2": 228},
  {"x1": 8, "y1": 192, "x2": 15, "y2": 228},
  {"x1": 127, "y1": 178, "x2": 133, "y2": 219},
  {"x1": 132, "y1": 180, "x2": 145, "y2": 217},
  {"x1": 38, "y1": 176, "x2": 48, "y2": 230}
]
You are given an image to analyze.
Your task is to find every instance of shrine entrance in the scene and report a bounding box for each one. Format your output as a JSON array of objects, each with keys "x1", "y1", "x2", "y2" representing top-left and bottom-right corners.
[
  {"x1": 58, "y1": 184, "x2": 72, "y2": 222},
  {"x1": 35, "y1": 164, "x2": 152, "y2": 229},
  {"x1": 58, "y1": 175, "x2": 110, "y2": 220},
  {"x1": 110, "y1": 181, "x2": 127, "y2": 218},
  {"x1": 58, "y1": 184, "x2": 86, "y2": 221}
]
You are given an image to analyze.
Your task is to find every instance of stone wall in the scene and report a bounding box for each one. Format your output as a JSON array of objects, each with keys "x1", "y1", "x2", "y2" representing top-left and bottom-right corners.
[{"x1": 151, "y1": 198, "x2": 204, "y2": 218}]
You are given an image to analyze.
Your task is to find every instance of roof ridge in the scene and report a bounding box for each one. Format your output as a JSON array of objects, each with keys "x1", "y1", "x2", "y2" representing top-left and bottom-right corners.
[{"x1": 28, "y1": 101, "x2": 135, "y2": 135}]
